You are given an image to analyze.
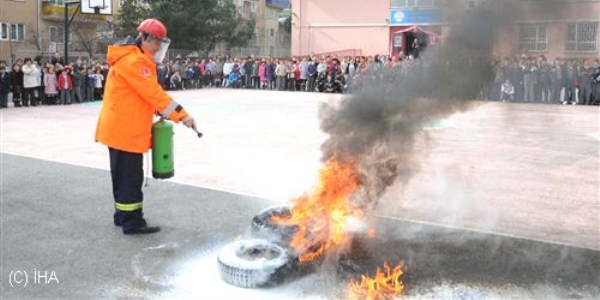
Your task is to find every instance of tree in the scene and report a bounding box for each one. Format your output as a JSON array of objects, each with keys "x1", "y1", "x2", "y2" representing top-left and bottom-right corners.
[
  {"x1": 113, "y1": 0, "x2": 149, "y2": 39},
  {"x1": 145, "y1": 0, "x2": 255, "y2": 53}
]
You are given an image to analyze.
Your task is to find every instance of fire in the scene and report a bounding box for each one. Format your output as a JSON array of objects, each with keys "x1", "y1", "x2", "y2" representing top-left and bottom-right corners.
[
  {"x1": 272, "y1": 156, "x2": 361, "y2": 262},
  {"x1": 349, "y1": 262, "x2": 404, "y2": 300}
]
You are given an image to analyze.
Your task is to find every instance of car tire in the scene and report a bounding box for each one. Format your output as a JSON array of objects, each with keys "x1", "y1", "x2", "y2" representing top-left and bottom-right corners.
[
  {"x1": 217, "y1": 239, "x2": 296, "y2": 288},
  {"x1": 251, "y1": 206, "x2": 298, "y2": 244}
]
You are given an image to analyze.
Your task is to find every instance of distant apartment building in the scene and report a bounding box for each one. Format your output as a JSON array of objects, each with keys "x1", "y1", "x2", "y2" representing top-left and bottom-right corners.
[
  {"x1": 228, "y1": 0, "x2": 291, "y2": 57},
  {"x1": 0, "y1": 0, "x2": 120, "y2": 63}
]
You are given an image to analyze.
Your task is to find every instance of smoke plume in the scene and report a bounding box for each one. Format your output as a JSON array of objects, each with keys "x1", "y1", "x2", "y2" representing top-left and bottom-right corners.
[{"x1": 319, "y1": 2, "x2": 517, "y2": 209}]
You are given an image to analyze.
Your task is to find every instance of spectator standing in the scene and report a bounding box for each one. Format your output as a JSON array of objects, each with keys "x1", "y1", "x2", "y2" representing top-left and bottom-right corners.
[
  {"x1": 73, "y1": 60, "x2": 85, "y2": 103},
  {"x1": 307, "y1": 60, "x2": 317, "y2": 92},
  {"x1": 85, "y1": 68, "x2": 96, "y2": 101},
  {"x1": 258, "y1": 60, "x2": 267, "y2": 89},
  {"x1": 550, "y1": 60, "x2": 562, "y2": 104},
  {"x1": 192, "y1": 61, "x2": 200, "y2": 89},
  {"x1": 347, "y1": 58, "x2": 356, "y2": 92},
  {"x1": 244, "y1": 57, "x2": 253, "y2": 89},
  {"x1": 222, "y1": 59, "x2": 233, "y2": 87},
  {"x1": 10, "y1": 64, "x2": 24, "y2": 107},
  {"x1": 157, "y1": 62, "x2": 169, "y2": 89},
  {"x1": 568, "y1": 60, "x2": 579, "y2": 104},
  {"x1": 592, "y1": 59, "x2": 600, "y2": 105},
  {"x1": 523, "y1": 59, "x2": 538, "y2": 103},
  {"x1": 299, "y1": 57, "x2": 309, "y2": 91},
  {"x1": 44, "y1": 65, "x2": 58, "y2": 105},
  {"x1": 275, "y1": 60, "x2": 286, "y2": 91},
  {"x1": 251, "y1": 59, "x2": 260, "y2": 89},
  {"x1": 538, "y1": 58, "x2": 552, "y2": 103},
  {"x1": 512, "y1": 58, "x2": 525, "y2": 102},
  {"x1": 215, "y1": 58, "x2": 223, "y2": 87},
  {"x1": 95, "y1": 69, "x2": 105, "y2": 100},
  {"x1": 205, "y1": 59, "x2": 216, "y2": 87},
  {"x1": 57, "y1": 68, "x2": 73, "y2": 105},
  {"x1": 268, "y1": 60, "x2": 277, "y2": 90},
  {"x1": 51, "y1": 52, "x2": 64, "y2": 65},
  {"x1": 578, "y1": 60, "x2": 593, "y2": 105},
  {"x1": 22, "y1": 58, "x2": 41, "y2": 106},
  {"x1": 180, "y1": 62, "x2": 188, "y2": 90},
  {"x1": 0, "y1": 63, "x2": 9, "y2": 108}
]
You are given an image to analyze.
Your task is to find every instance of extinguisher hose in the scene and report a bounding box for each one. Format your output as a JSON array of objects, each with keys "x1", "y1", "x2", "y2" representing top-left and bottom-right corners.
[{"x1": 144, "y1": 152, "x2": 150, "y2": 187}]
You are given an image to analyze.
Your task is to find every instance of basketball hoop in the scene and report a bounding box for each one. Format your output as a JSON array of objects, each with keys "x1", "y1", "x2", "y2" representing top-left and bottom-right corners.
[{"x1": 81, "y1": 0, "x2": 110, "y2": 15}]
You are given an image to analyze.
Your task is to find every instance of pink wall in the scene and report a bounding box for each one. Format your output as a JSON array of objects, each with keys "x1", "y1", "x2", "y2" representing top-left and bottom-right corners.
[{"x1": 291, "y1": 0, "x2": 390, "y2": 56}]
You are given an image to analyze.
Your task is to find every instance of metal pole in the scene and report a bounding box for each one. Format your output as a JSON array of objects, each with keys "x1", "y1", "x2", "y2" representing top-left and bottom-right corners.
[{"x1": 64, "y1": 1, "x2": 68, "y2": 65}]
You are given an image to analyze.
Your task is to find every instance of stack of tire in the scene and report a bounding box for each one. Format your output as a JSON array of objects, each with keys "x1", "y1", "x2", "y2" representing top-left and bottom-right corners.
[{"x1": 217, "y1": 206, "x2": 300, "y2": 288}]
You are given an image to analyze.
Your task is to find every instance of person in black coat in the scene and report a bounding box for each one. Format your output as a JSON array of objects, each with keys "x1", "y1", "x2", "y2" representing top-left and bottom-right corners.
[
  {"x1": 10, "y1": 64, "x2": 24, "y2": 107},
  {"x1": 0, "y1": 62, "x2": 11, "y2": 108}
]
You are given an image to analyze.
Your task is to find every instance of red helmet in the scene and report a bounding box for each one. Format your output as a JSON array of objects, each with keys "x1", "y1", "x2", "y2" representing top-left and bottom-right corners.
[{"x1": 137, "y1": 19, "x2": 167, "y2": 40}]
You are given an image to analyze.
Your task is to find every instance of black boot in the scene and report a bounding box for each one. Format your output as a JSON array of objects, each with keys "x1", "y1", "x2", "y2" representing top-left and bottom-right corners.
[
  {"x1": 13, "y1": 100, "x2": 21, "y2": 107},
  {"x1": 114, "y1": 210, "x2": 161, "y2": 235}
]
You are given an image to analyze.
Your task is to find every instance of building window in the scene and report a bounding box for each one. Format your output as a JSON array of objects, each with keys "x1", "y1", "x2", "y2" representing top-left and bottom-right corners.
[
  {"x1": 48, "y1": 0, "x2": 65, "y2": 5},
  {"x1": 49, "y1": 26, "x2": 71, "y2": 44},
  {"x1": 566, "y1": 22, "x2": 598, "y2": 52},
  {"x1": 10, "y1": 24, "x2": 25, "y2": 42},
  {"x1": 518, "y1": 24, "x2": 547, "y2": 51},
  {"x1": 270, "y1": 29, "x2": 274, "y2": 37},
  {"x1": 243, "y1": 0, "x2": 252, "y2": 15},
  {"x1": 0, "y1": 23, "x2": 9, "y2": 41}
]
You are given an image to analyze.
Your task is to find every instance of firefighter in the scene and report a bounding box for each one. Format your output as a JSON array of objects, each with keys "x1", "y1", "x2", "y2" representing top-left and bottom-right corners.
[{"x1": 95, "y1": 19, "x2": 197, "y2": 235}]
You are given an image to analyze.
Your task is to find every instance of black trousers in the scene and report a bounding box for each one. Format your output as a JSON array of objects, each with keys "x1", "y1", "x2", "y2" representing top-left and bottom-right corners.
[
  {"x1": 109, "y1": 147, "x2": 146, "y2": 229},
  {"x1": 0, "y1": 92, "x2": 8, "y2": 108},
  {"x1": 23, "y1": 87, "x2": 37, "y2": 106}
]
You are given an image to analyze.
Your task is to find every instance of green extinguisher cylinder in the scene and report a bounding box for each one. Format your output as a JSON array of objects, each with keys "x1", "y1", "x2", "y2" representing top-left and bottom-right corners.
[{"x1": 152, "y1": 118, "x2": 175, "y2": 179}]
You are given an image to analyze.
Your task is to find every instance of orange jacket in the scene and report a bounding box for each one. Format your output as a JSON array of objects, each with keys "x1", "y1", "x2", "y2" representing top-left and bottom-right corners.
[{"x1": 95, "y1": 44, "x2": 188, "y2": 153}]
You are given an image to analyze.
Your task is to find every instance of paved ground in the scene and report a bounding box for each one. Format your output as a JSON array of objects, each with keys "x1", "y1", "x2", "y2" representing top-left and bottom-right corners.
[{"x1": 1, "y1": 89, "x2": 599, "y2": 299}]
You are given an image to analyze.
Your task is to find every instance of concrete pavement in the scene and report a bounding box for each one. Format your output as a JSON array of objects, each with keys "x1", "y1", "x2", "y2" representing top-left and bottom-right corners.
[{"x1": 1, "y1": 89, "x2": 599, "y2": 298}]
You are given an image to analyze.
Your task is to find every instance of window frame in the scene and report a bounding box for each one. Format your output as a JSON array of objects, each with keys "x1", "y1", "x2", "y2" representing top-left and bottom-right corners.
[
  {"x1": 9, "y1": 23, "x2": 25, "y2": 42},
  {"x1": 566, "y1": 21, "x2": 598, "y2": 53},
  {"x1": 518, "y1": 23, "x2": 547, "y2": 52},
  {"x1": 0, "y1": 23, "x2": 9, "y2": 41}
]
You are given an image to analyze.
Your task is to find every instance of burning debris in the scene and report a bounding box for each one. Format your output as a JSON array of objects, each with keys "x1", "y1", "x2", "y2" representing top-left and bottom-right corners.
[
  {"x1": 349, "y1": 262, "x2": 405, "y2": 300},
  {"x1": 271, "y1": 156, "x2": 362, "y2": 262}
]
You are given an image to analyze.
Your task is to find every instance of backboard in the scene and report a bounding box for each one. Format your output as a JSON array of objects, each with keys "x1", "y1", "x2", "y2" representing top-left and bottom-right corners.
[{"x1": 81, "y1": 0, "x2": 112, "y2": 15}]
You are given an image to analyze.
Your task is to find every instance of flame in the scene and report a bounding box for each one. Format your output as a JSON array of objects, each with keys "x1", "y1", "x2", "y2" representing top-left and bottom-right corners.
[
  {"x1": 349, "y1": 262, "x2": 404, "y2": 300},
  {"x1": 272, "y1": 156, "x2": 361, "y2": 262}
]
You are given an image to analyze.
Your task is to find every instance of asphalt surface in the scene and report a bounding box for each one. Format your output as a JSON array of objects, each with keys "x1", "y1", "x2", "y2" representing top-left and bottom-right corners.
[{"x1": 1, "y1": 153, "x2": 599, "y2": 299}]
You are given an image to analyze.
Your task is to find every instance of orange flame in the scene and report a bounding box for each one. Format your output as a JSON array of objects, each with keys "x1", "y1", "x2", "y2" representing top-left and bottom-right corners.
[
  {"x1": 349, "y1": 262, "x2": 404, "y2": 300},
  {"x1": 272, "y1": 156, "x2": 361, "y2": 262}
]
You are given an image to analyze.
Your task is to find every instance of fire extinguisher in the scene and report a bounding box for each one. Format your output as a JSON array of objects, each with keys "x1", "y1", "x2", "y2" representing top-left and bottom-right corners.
[
  {"x1": 152, "y1": 118, "x2": 175, "y2": 179},
  {"x1": 151, "y1": 118, "x2": 203, "y2": 180}
]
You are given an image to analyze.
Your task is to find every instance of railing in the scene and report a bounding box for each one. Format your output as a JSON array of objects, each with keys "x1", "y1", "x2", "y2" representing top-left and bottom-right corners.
[{"x1": 311, "y1": 49, "x2": 363, "y2": 58}]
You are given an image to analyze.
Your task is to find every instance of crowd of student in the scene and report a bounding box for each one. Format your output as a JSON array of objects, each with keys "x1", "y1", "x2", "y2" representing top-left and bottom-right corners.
[
  {"x1": 0, "y1": 53, "x2": 107, "y2": 108},
  {"x1": 2, "y1": 52, "x2": 599, "y2": 109},
  {"x1": 158, "y1": 53, "x2": 600, "y2": 105}
]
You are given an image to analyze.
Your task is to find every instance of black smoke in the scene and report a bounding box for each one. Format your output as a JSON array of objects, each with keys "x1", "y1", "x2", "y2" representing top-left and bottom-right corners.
[{"x1": 319, "y1": 2, "x2": 518, "y2": 209}]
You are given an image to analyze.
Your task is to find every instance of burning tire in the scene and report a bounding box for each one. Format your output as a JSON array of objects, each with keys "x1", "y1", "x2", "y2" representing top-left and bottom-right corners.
[
  {"x1": 251, "y1": 206, "x2": 298, "y2": 244},
  {"x1": 217, "y1": 239, "x2": 296, "y2": 288}
]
